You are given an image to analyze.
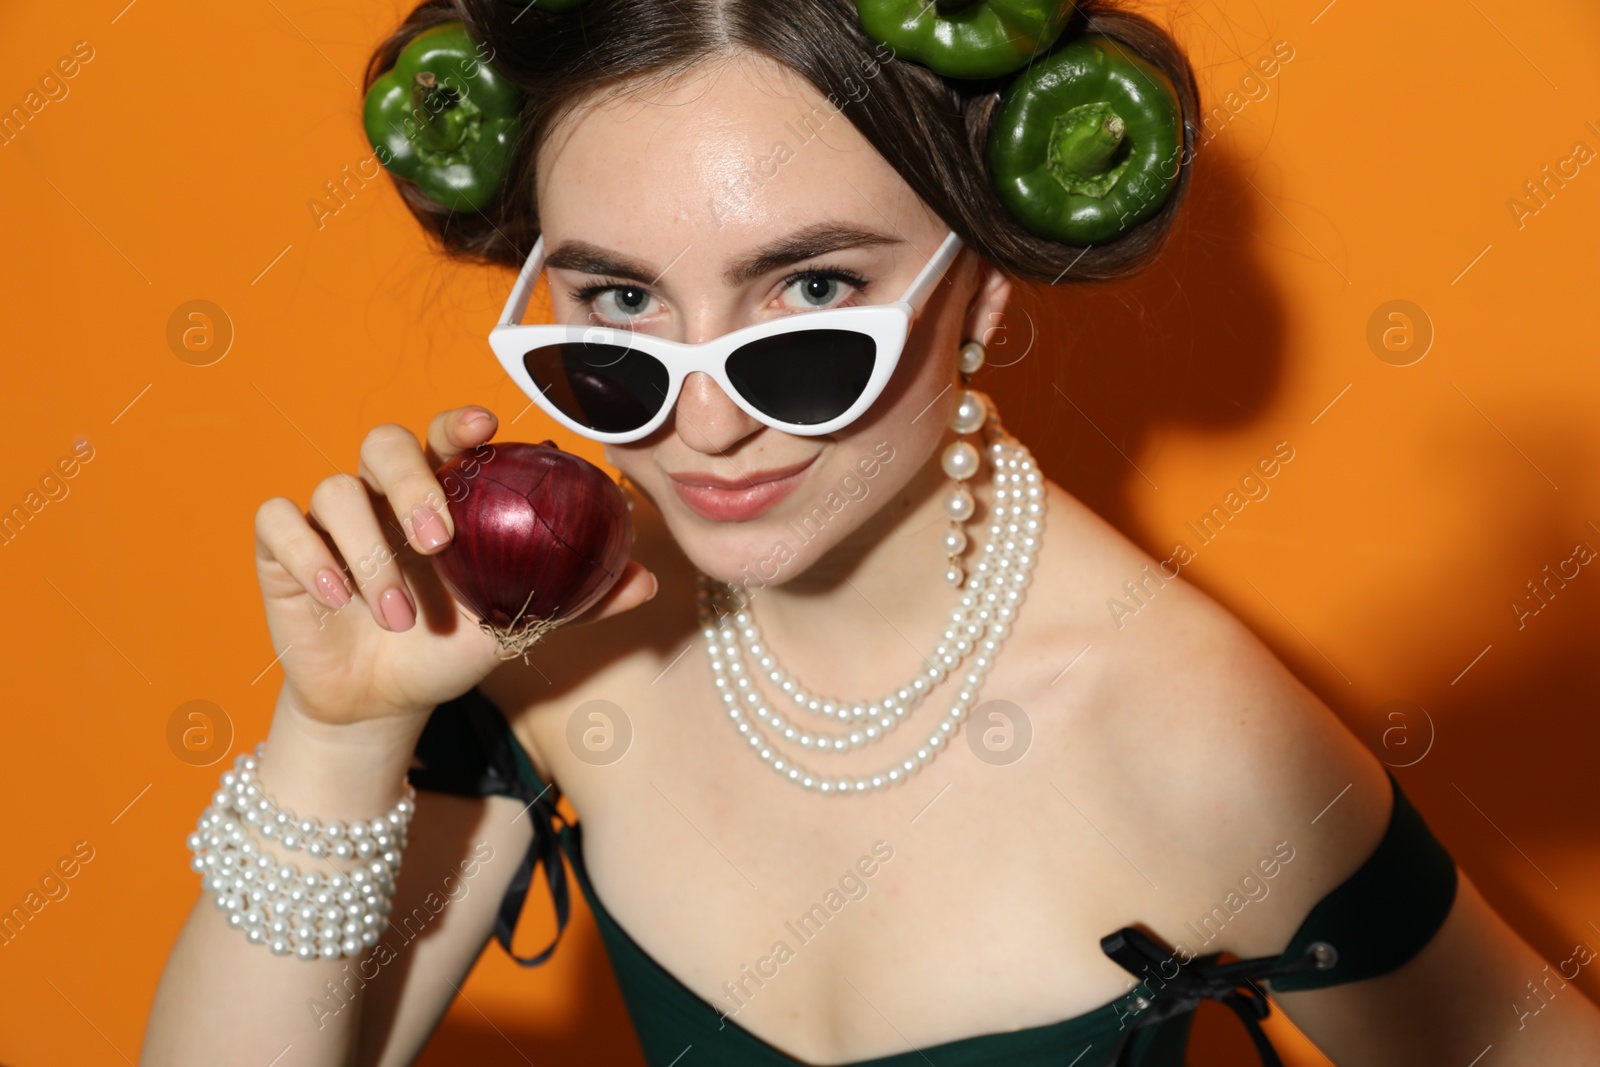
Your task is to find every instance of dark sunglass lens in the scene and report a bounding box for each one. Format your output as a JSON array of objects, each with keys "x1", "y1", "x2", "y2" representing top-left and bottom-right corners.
[
  {"x1": 522, "y1": 342, "x2": 669, "y2": 434},
  {"x1": 724, "y1": 329, "x2": 877, "y2": 425}
]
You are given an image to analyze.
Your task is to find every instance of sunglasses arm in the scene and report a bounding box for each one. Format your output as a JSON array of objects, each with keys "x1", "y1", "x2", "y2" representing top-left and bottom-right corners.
[
  {"x1": 899, "y1": 231, "x2": 965, "y2": 313},
  {"x1": 497, "y1": 235, "x2": 548, "y2": 329}
]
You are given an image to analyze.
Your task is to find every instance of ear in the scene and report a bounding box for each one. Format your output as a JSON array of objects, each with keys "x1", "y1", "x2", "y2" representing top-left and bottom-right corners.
[{"x1": 961, "y1": 255, "x2": 1012, "y2": 349}]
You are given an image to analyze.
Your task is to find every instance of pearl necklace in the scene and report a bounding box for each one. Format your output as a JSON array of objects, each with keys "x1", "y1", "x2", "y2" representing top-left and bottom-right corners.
[{"x1": 695, "y1": 429, "x2": 1045, "y2": 795}]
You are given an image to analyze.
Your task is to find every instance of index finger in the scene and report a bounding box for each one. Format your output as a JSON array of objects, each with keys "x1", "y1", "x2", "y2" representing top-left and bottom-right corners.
[{"x1": 425, "y1": 405, "x2": 498, "y2": 469}]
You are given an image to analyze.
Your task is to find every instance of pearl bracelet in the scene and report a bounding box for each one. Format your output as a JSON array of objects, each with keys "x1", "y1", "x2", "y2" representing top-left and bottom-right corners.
[
  {"x1": 216, "y1": 743, "x2": 414, "y2": 862},
  {"x1": 186, "y1": 745, "x2": 416, "y2": 961}
]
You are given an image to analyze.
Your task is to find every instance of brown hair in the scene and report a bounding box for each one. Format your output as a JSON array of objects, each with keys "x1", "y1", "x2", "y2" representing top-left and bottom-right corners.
[{"x1": 363, "y1": 0, "x2": 1200, "y2": 284}]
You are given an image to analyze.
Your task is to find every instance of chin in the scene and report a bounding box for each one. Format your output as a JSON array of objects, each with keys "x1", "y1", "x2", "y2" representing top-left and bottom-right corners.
[{"x1": 668, "y1": 513, "x2": 817, "y2": 591}]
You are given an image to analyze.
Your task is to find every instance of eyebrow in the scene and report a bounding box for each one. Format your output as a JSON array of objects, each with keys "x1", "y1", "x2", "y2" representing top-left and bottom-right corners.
[
  {"x1": 724, "y1": 224, "x2": 902, "y2": 285},
  {"x1": 543, "y1": 223, "x2": 903, "y2": 289},
  {"x1": 543, "y1": 243, "x2": 660, "y2": 285}
]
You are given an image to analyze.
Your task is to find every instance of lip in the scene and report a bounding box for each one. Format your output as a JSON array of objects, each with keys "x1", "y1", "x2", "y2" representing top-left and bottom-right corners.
[{"x1": 667, "y1": 453, "x2": 821, "y2": 522}]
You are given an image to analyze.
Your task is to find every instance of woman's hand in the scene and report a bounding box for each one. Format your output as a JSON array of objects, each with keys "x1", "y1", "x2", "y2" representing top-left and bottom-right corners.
[{"x1": 252, "y1": 406, "x2": 657, "y2": 725}]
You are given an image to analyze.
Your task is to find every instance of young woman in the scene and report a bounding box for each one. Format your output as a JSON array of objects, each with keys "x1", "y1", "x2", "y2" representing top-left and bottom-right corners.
[{"x1": 144, "y1": 1, "x2": 1600, "y2": 1064}]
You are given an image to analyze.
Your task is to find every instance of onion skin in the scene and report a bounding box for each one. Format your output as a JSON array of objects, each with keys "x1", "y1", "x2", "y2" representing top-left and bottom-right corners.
[{"x1": 430, "y1": 440, "x2": 632, "y2": 657}]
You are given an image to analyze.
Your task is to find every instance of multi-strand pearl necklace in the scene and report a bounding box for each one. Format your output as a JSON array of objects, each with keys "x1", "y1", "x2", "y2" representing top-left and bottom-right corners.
[{"x1": 695, "y1": 429, "x2": 1045, "y2": 795}]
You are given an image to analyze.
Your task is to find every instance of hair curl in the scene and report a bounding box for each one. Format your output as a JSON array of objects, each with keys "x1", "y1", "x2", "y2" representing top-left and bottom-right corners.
[{"x1": 363, "y1": 0, "x2": 1200, "y2": 284}]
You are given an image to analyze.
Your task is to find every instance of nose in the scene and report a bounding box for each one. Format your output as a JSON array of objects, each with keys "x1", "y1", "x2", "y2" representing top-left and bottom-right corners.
[{"x1": 672, "y1": 370, "x2": 762, "y2": 455}]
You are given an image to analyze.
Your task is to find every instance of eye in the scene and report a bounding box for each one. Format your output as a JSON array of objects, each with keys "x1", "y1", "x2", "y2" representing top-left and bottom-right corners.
[
  {"x1": 776, "y1": 269, "x2": 869, "y2": 311},
  {"x1": 568, "y1": 281, "x2": 661, "y2": 324},
  {"x1": 602, "y1": 286, "x2": 655, "y2": 318}
]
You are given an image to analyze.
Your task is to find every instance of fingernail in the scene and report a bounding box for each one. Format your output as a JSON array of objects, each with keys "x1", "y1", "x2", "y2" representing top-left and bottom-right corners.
[
  {"x1": 646, "y1": 573, "x2": 659, "y2": 601},
  {"x1": 380, "y1": 586, "x2": 416, "y2": 631},
  {"x1": 463, "y1": 407, "x2": 495, "y2": 429},
  {"x1": 411, "y1": 503, "x2": 450, "y2": 551},
  {"x1": 316, "y1": 568, "x2": 352, "y2": 609}
]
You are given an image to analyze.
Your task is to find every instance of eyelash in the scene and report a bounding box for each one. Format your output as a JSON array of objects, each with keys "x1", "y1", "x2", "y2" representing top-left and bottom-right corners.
[{"x1": 565, "y1": 267, "x2": 872, "y2": 312}]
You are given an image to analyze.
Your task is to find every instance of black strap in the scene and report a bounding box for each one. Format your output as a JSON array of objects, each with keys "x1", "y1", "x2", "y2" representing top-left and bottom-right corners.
[
  {"x1": 1100, "y1": 926, "x2": 1328, "y2": 1067},
  {"x1": 410, "y1": 687, "x2": 574, "y2": 968},
  {"x1": 1098, "y1": 772, "x2": 1457, "y2": 1064},
  {"x1": 1270, "y1": 770, "x2": 1457, "y2": 992}
]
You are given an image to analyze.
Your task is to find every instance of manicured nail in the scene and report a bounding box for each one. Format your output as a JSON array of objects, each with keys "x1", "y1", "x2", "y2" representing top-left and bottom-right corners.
[
  {"x1": 463, "y1": 407, "x2": 495, "y2": 429},
  {"x1": 411, "y1": 503, "x2": 450, "y2": 551},
  {"x1": 380, "y1": 586, "x2": 416, "y2": 631},
  {"x1": 315, "y1": 568, "x2": 352, "y2": 609}
]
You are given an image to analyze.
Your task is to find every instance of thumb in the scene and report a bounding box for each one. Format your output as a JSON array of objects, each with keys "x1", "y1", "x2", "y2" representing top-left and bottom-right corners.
[{"x1": 569, "y1": 560, "x2": 657, "y2": 627}]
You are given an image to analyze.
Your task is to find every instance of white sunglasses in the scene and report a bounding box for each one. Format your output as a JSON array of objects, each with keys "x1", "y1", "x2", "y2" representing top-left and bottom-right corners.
[{"x1": 488, "y1": 230, "x2": 965, "y2": 444}]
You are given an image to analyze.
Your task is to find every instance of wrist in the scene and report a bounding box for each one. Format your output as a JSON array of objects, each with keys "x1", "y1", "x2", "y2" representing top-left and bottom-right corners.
[{"x1": 255, "y1": 686, "x2": 433, "y2": 824}]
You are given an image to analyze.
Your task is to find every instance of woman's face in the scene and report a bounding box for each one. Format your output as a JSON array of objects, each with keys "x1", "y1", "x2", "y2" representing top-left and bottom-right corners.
[{"x1": 534, "y1": 53, "x2": 1010, "y2": 587}]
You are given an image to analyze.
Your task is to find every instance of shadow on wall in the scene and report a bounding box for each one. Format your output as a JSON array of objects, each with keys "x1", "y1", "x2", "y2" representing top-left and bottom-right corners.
[
  {"x1": 416, "y1": 904, "x2": 648, "y2": 1067},
  {"x1": 994, "y1": 133, "x2": 1287, "y2": 538},
  {"x1": 1401, "y1": 579, "x2": 1600, "y2": 987}
]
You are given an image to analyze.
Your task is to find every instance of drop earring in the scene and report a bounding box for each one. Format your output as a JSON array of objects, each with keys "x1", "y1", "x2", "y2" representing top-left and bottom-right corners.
[{"x1": 942, "y1": 339, "x2": 991, "y2": 586}]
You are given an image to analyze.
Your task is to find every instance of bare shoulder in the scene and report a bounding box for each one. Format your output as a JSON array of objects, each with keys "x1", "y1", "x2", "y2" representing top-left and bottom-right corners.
[
  {"x1": 1032, "y1": 480, "x2": 1393, "y2": 958},
  {"x1": 474, "y1": 492, "x2": 701, "y2": 781}
]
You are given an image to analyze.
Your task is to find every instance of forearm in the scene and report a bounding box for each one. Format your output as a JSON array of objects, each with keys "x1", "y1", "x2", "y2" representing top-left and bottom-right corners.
[{"x1": 141, "y1": 689, "x2": 431, "y2": 1066}]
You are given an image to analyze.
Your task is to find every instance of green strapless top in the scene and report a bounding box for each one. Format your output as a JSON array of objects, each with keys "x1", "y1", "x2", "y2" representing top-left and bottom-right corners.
[{"x1": 409, "y1": 687, "x2": 1458, "y2": 1067}]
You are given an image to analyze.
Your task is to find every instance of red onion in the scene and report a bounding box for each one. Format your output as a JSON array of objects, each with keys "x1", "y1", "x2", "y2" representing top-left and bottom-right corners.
[{"x1": 430, "y1": 440, "x2": 632, "y2": 659}]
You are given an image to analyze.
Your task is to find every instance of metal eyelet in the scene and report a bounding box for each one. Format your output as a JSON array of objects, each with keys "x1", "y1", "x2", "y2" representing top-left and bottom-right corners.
[{"x1": 1308, "y1": 941, "x2": 1338, "y2": 969}]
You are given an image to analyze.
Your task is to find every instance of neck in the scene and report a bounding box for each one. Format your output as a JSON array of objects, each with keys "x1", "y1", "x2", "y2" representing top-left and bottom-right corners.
[{"x1": 729, "y1": 428, "x2": 1002, "y2": 692}]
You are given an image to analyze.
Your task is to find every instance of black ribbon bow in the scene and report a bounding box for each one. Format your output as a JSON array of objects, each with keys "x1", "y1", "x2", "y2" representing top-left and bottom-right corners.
[
  {"x1": 1100, "y1": 926, "x2": 1334, "y2": 1067},
  {"x1": 409, "y1": 690, "x2": 573, "y2": 967}
]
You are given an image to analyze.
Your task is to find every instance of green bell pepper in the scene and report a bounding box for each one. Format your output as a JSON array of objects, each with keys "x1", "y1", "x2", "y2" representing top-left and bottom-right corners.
[
  {"x1": 363, "y1": 22, "x2": 523, "y2": 213},
  {"x1": 987, "y1": 34, "x2": 1183, "y2": 244},
  {"x1": 854, "y1": 0, "x2": 1076, "y2": 79}
]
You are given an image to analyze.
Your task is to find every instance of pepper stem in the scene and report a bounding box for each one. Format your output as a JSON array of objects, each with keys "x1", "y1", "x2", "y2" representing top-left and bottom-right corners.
[
  {"x1": 411, "y1": 70, "x2": 468, "y2": 155},
  {"x1": 1047, "y1": 101, "x2": 1134, "y2": 198}
]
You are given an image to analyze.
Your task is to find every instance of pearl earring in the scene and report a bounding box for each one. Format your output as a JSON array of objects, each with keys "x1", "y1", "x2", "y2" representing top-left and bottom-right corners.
[{"x1": 942, "y1": 340, "x2": 991, "y2": 586}]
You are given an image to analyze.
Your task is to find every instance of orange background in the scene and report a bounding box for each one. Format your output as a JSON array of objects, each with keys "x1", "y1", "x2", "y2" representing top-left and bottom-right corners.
[{"x1": 2, "y1": 0, "x2": 1597, "y2": 1064}]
